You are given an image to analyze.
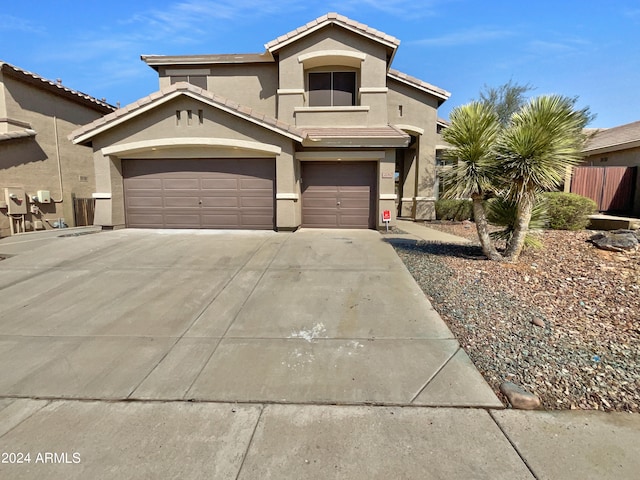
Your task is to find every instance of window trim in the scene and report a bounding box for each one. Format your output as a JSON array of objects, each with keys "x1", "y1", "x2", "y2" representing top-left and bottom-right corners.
[{"x1": 307, "y1": 69, "x2": 358, "y2": 107}]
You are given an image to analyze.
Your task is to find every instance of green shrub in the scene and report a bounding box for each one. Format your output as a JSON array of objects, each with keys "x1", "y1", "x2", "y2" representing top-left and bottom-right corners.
[
  {"x1": 486, "y1": 195, "x2": 548, "y2": 248},
  {"x1": 543, "y1": 192, "x2": 597, "y2": 230},
  {"x1": 435, "y1": 199, "x2": 473, "y2": 221}
]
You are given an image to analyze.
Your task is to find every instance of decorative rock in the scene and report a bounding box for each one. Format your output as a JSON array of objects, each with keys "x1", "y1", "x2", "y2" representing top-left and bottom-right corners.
[
  {"x1": 590, "y1": 231, "x2": 638, "y2": 252},
  {"x1": 531, "y1": 317, "x2": 545, "y2": 328},
  {"x1": 500, "y1": 382, "x2": 542, "y2": 410}
]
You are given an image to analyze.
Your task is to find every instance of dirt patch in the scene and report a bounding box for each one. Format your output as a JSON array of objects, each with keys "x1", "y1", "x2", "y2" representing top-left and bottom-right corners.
[{"x1": 394, "y1": 222, "x2": 639, "y2": 412}]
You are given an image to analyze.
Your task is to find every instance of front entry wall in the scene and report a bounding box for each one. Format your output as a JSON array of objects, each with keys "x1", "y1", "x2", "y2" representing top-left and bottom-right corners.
[
  {"x1": 122, "y1": 158, "x2": 275, "y2": 229},
  {"x1": 301, "y1": 161, "x2": 377, "y2": 228}
]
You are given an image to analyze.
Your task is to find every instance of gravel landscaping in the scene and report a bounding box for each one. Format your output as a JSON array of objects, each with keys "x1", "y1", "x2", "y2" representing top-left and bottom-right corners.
[{"x1": 393, "y1": 221, "x2": 639, "y2": 412}]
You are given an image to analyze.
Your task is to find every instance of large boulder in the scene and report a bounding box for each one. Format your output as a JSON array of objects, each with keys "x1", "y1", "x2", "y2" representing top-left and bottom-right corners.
[{"x1": 590, "y1": 230, "x2": 639, "y2": 252}]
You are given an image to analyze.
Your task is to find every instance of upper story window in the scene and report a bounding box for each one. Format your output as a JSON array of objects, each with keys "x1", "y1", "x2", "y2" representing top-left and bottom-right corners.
[
  {"x1": 308, "y1": 71, "x2": 356, "y2": 107},
  {"x1": 170, "y1": 75, "x2": 207, "y2": 90}
]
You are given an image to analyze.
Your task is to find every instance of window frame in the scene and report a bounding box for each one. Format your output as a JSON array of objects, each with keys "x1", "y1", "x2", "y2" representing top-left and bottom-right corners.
[{"x1": 307, "y1": 69, "x2": 358, "y2": 107}]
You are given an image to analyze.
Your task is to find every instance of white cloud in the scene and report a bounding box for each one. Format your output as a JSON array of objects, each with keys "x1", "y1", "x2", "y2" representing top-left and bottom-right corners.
[
  {"x1": 330, "y1": 0, "x2": 443, "y2": 18},
  {"x1": 123, "y1": 0, "x2": 306, "y2": 36},
  {"x1": 410, "y1": 27, "x2": 514, "y2": 47},
  {"x1": 0, "y1": 14, "x2": 44, "y2": 34}
]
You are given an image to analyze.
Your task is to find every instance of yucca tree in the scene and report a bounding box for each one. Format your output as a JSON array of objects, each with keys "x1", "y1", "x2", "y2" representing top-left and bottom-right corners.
[
  {"x1": 496, "y1": 95, "x2": 591, "y2": 260},
  {"x1": 441, "y1": 102, "x2": 503, "y2": 260}
]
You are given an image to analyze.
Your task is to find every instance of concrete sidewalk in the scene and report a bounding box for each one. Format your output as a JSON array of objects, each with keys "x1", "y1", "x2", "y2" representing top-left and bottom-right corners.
[
  {"x1": 0, "y1": 398, "x2": 638, "y2": 479},
  {"x1": 394, "y1": 219, "x2": 472, "y2": 244}
]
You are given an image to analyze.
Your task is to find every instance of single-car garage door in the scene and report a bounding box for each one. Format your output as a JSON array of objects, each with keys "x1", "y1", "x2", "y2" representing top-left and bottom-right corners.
[
  {"x1": 123, "y1": 158, "x2": 275, "y2": 229},
  {"x1": 301, "y1": 161, "x2": 377, "y2": 229}
]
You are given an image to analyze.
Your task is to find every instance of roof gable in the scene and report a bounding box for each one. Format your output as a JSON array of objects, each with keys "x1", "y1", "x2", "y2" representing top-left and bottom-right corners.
[
  {"x1": 70, "y1": 82, "x2": 304, "y2": 144},
  {"x1": 0, "y1": 62, "x2": 115, "y2": 113},
  {"x1": 265, "y1": 13, "x2": 400, "y2": 54}
]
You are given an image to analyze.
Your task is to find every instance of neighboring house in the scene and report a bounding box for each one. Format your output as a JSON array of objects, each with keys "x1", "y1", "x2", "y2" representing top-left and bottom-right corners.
[
  {"x1": 569, "y1": 121, "x2": 640, "y2": 216},
  {"x1": 0, "y1": 62, "x2": 115, "y2": 237},
  {"x1": 70, "y1": 13, "x2": 450, "y2": 231}
]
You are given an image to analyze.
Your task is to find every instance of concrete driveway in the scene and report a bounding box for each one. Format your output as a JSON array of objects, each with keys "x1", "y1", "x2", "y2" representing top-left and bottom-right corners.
[
  {"x1": 0, "y1": 228, "x2": 498, "y2": 406},
  {"x1": 2, "y1": 229, "x2": 639, "y2": 479}
]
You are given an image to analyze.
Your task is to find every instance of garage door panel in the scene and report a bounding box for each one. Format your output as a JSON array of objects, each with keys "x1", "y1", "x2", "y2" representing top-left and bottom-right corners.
[
  {"x1": 126, "y1": 196, "x2": 164, "y2": 207},
  {"x1": 123, "y1": 158, "x2": 274, "y2": 229},
  {"x1": 163, "y1": 179, "x2": 200, "y2": 190},
  {"x1": 165, "y1": 214, "x2": 202, "y2": 228},
  {"x1": 201, "y1": 178, "x2": 239, "y2": 190},
  {"x1": 125, "y1": 178, "x2": 163, "y2": 189},
  {"x1": 201, "y1": 214, "x2": 242, "y2": 228},
  {"x1": 126, "y1": 213, "x2": 164, "y2": 227},
  {"x1": 301, "y1": 214, "x2": 340, "y2": 227},
  {"x1": 163, "y1": 197, "x2": 200, "y2": 208},
  {"x1": 200, "y1": 197, "x2": 239, "y2": 208},
  {"x1": 240, "y1": 178, "x2": 273, "y2": 189}
]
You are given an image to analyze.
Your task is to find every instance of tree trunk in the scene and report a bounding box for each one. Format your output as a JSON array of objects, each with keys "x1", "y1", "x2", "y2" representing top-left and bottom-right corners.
[
  {"x1": 471, "y1": 194, "x2": 503, "y2": 261},
  {"x1": 504, "y1": 193, "x2": 534, "y2": 262}
]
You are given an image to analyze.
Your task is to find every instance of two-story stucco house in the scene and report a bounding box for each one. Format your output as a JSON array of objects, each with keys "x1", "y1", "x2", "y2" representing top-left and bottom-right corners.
[
  {"x1": 71, "y1": 13, "x2": 450, "y2": 230},
  {"x1": 0, "y1": 62, "x2": 114, "y2": 237}
]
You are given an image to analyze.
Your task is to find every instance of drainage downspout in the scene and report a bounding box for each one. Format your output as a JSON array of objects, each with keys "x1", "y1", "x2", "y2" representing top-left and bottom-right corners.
[{"x1": 53, "y1": 115, "x2": 64, "y2": 203}]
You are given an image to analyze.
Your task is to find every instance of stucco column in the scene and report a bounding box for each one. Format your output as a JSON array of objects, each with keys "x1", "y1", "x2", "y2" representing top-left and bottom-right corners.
[
  {"x1": 399, "y1": 147, "x2": 417, "y2": 217},
  {"x1": 415, "y1": 135, "x2": 437, "y2": 220},
  {"x1": 275, "y1": 143, "x2": 300, "y2": 230},
  {"x1": 92, "y1": 151, "x2": 125, "y2": 229},
  {"x1": 378, "y1": 149, "x2": 397, "y2": 227}
]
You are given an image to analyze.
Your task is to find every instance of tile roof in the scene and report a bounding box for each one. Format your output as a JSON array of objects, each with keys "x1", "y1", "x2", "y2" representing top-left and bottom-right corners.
[
  {"x1": 583, "y1": 120, "x2": 640, "y2": 153},
  {"x1": 70, "y1": 82, "x2": 305, "y2": 143},
  {"x1": 141, "y1": 53, "x2": 274, "y2": 69},
  {"x1": 387, "y1": 69, "x2": 451, "y2": 101},
  {"x1": 265, "y1": 12, "x2": 400, "y2": 52},
  {"x1": 0, "y1": 128, "x2": 37, "y2": 143},
  {"x1": 0, "y1": 62, "x2": 115, "y2": 113},
  {"x1": 303, "y1": 126, "x2": 409, "y2": 139}
]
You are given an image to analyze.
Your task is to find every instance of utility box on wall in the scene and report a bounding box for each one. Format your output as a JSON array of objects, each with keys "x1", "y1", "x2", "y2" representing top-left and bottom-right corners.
[
  {"x1": 4, "y1": 188, "x2": 28, "y2": 215},
  {"x1": 36, "y1": 190, "x2": 51, "y2": 203}
]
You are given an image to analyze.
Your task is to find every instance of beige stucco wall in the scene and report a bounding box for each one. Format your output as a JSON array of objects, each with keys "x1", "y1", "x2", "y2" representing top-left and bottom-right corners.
[
  {"x1": 582, "y1": 147, "x2": 640, "y2": 216},
  {"x1": 276, "y1": 28, "x2": 389, "y2": 127},
  {"x1": 88, "y1": 95, "x2": 298, "y2": 230},
  {"x1": 0, "y1": 73, "x2": 106, "y2": 237},
  {"x1": 387, "y1": 78, "x2": 440, "y2": 220},
  {"x1": 158, "y1": 64, "x2": 278, "y2": 117}
]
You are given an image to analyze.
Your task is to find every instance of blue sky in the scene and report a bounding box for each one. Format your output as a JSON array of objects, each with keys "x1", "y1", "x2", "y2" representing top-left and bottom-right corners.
[{"x1": 2, "y1": 0, "x2": 639, "y2": 127}]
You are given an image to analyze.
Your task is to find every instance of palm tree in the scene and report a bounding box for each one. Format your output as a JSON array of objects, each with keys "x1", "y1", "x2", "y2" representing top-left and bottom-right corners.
[
  {"x1": 441, "y1": 102, "x2": 503, "y2": 260},
  {"x1": 496, "y1": 95, "x2": 591, "y2": 260}
]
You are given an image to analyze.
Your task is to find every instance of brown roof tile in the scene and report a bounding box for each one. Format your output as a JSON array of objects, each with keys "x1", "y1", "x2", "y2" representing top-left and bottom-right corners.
[
  {"x1": 0, "y1": 62, "x2": 115, "y2": 113},
  {"x1": 584, "y1": 120, "x2": 640, "y2": 153},
  {"x1": 265, "y1": 12, "x2": 400, "y2": 52},
  {"x1": 70, "y1": 82, "x2": 304, "y2": 143}
]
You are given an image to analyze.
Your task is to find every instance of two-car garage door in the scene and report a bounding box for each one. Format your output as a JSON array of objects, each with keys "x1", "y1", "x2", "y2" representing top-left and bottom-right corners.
[{"x1": 122, "y1": 158, "x2": 275, "y2": 229}]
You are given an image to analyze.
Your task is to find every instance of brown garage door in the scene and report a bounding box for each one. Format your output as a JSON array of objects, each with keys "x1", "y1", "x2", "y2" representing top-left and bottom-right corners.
[
  {"x1": 123, "y1": 158, "x2": 274, "y2": 229},
  {"x1": 301, "y1": 161, "x2": 376, "y2": 229}
]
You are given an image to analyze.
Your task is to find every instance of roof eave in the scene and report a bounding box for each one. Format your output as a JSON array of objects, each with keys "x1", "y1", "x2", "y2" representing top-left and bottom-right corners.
[
  {"x1": 583, "y1": 139, "x2": 640, "y2": 156},
  {"x1": 387, "y1": 72, "x2": 451, "y2": 103}
]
